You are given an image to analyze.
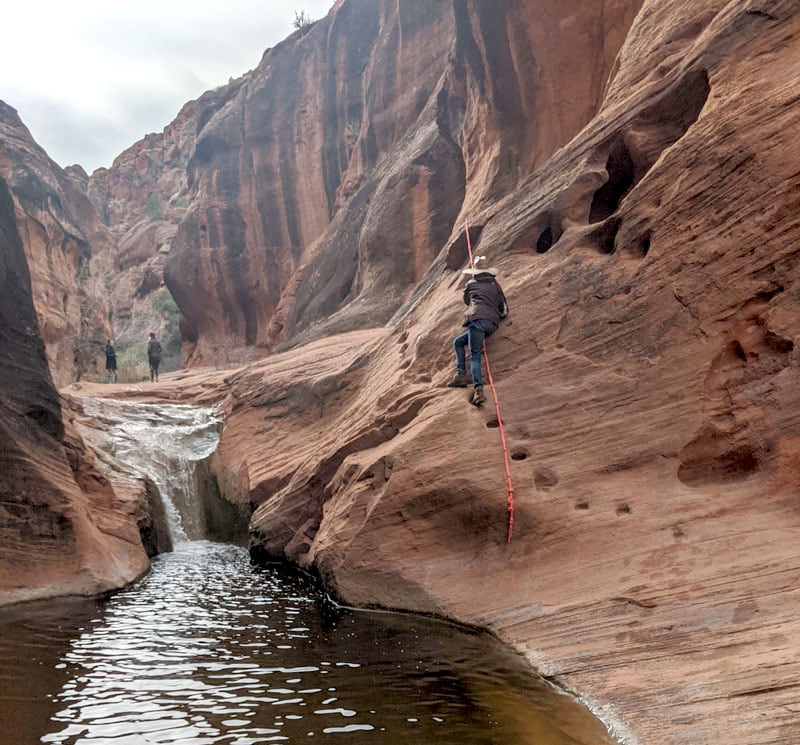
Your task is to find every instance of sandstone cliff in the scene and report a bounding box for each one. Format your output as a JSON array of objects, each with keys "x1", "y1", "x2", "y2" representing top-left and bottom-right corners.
[
  {"x1": 3, "y1": 0, "x2": 800, "y2": 743},
  {"x1": 0, "y1": 102, "x2": 119, "y2": 385},
  {"x1": 0, "y1": 176, "x2": 149, "y2": 604},
  {"x1": 85, "y1": 94, "x2": 218, "y2": 357},
  {"x1": 237, "y1": 2, "x2": 800, "y2": 743},
  {"x1": 75, "y1": 1, "x2": 796, "y2": 743},
  {"x1": 113, "y1": 0, "x2": 638, "y2": 364}
]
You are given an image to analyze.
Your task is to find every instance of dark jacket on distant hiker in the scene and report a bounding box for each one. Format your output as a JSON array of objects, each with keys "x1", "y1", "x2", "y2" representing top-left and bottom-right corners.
[
  {"x1": 104, "y1": 342, "x2": 117, "y2": 370},
  {"x1": 147, "y1": 338, "x2": 162, "y2": 362},
  {"x1": 147, "y1": 333, "x2": 162, "y2": 382}
]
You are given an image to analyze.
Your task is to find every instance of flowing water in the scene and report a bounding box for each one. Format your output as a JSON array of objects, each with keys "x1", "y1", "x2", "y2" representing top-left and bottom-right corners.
[
  {"x1": 79, "y1": 399, "x2": 223, "y2": 541},
  {"x1": 0, "y1": 400, "x2": 618, "y2": 745}
]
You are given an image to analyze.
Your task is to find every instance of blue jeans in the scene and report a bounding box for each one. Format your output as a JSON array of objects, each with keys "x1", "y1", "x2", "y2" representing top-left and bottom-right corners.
[{"x1": 453, "y1": 319, "x2": 497, "y2": 387}]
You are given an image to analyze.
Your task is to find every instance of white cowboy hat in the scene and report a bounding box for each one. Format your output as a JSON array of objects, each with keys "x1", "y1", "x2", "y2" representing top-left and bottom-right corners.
[{"x1": 462, "y1": 266, "x2": 499, "y2": 276}]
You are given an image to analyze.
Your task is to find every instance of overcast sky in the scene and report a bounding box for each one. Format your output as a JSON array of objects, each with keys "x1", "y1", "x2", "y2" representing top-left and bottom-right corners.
[{"x1": 0, "y1": 1, "x2": 334, "y2": 173}]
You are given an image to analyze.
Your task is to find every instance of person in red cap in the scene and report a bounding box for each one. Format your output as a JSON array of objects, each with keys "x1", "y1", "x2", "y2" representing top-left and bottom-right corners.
[{"x1": 147, "y1": 331, "x2": 162, "y2": 382}]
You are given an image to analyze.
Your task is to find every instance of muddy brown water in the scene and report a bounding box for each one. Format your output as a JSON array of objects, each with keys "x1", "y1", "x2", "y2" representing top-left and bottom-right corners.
[{"x1": 0, "y1": 542, "x2": 617, "y2": 745}]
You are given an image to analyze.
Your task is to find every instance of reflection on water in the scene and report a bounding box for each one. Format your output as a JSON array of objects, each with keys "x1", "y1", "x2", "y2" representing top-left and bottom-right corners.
[{"x1": 0, "y1": 543, "x2": 616, "y2": 745}]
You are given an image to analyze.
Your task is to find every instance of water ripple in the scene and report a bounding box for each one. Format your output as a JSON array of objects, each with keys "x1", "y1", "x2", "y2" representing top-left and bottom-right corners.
[{"x1": 1, "y1": 542, "x2": 618, "y2": 744}]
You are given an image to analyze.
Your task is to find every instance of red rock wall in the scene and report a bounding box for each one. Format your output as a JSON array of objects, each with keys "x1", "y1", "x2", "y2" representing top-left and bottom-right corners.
[
  {"x1": 223, "y1": 2, "x2": 798, "y2": 743},
  {"x1": 81, "y1": 98, "x2": 209, "y2": 361},
  {"x1": 0, "y1": 176, "x2": 148, "y2": 604},
  {"x1": 0, "y1": 103, "x2": 117, "y2": 386},
  {"x1": 3, "y1": 0, "x2": 799, "y2": 741},
  {"x1": 158, "y1": 0, "x2": 642, "y2": 364}
]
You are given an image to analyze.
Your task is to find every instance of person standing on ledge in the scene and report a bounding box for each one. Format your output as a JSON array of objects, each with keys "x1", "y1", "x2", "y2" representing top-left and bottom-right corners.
[
  {"x1": 104, "y1": 339, "x2": 118, "y2": 383},
  {"x1": 446, "y1": 262, "x2": 508, "y2": 406},
  {"x1": 147, "y1": 331, "x2": 162, "y2": 382}
]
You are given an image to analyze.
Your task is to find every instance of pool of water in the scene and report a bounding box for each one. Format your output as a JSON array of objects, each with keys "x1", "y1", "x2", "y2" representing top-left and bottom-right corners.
[{"x1": 0, "y1": 542, "x2": 616, "y2": 745}]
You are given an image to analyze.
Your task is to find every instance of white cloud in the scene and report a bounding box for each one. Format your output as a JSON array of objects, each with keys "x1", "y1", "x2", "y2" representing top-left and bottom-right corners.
[{"x1": 0, "y1": 1, "x2": 334, "y2": 172}]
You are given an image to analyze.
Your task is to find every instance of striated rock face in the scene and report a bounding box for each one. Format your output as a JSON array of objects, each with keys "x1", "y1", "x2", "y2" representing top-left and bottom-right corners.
[
  {"x1": 0, "y1": 102, "x2": 118, "y2": 386},
  {"x1": 70, "y1": 2, "x2": 794, "y2": 744},
  {"x1": 150, "y1": 0, "x2": 642, "y2": 364},
  {"x1": 0, "y1": 97, "x2": 187, "y2": 385},
  {"x1": 239, "y1": 2, "x2": 800, "y2": 742},
  {"x1": 0, "y1": 176, "x2": 149, "y2": 604},
  {"x1": 86, "y1": 97, "x2": 202, "y2": 311},
  {"x1": 4, "y1": 0, "x2": 800, "y2": 743}
]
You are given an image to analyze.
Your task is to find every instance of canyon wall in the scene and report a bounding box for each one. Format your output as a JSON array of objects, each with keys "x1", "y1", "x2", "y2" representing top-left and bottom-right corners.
[
  {"x1": 86, "y1": 95, "x2": 216, "y2": 364},
  {"x1": 2, "y1": 0, "x2": 800, "y2": 743},
  {"x1": 131, "y1": 0, "x2": 641, "y2": 364},
  {"x1": 0, "y1": 103, "x2": 118, "y2": 386},
  {"x1": 0, "y1": 176, "x2": 149, "y2": 604},
  {"x1": 181, "y1": 1, "x2": 800, "y2": 743}
]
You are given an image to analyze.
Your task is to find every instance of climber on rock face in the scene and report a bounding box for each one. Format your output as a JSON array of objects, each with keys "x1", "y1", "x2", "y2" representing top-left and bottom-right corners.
[{"x1": 446, "y1": 261, "x2": 508, "y2": 406}]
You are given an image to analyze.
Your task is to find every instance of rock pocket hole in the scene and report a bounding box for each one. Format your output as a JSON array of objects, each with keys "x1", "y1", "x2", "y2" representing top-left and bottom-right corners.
[
  {"x1": 537, "y1": 227, "x2": 555, "y2": 253},
  {"x1": 534, "y1": 470, "x2": 559, "y2": 489},
  {"x1": 639, "y1": 68, "x2": 710, "y2": 152},
  {"x1": 536, "y1": 215, "x2": 563, "y2": 254},
  {"x1": 574, "y1": 499, "x2": 590, "y2": 510},
  {"x1": 584, "y1": 70, "x2": 710, "y2": 232},
  {"x1": 678, "y1": 425, "x2": 763, "y2": 487},
  {"x1": 616, "y1": 502, "x2": 631, "y2": 515},
  {"x1": 755, "y1": 285, "x2": 785, "y2": 304},
  {"x1": 510, "y1": 449, "x2": 529, "y2": 461},
  {"x1": 764, "y1": 329, "x2": 794, "y2": 354},
  {"x1": 510, "y1": 212, "x2": 563, "y2": 254},
  {"x1": 588, "y1": 217, "x2": 622, "y2": 255},
  {"x1": 636, "y1": 230, "x2": 652, "y2": 258},
  {"x1": 589, "y1": 137, "x2": 635, "y2": 223},
  {"x1": 486, "y1": 418, "x2": 500, "y2": 428}
]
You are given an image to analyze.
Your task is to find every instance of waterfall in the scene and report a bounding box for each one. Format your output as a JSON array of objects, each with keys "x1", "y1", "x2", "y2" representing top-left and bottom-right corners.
[{"x1": 79, "y1": 399, "x2": 222, "y2": 542}]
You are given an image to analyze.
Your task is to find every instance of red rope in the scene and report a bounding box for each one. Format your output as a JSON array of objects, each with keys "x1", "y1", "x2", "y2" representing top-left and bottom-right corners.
[{"x1": 464, "y1": 220, "x2": 515, "y2": 542}]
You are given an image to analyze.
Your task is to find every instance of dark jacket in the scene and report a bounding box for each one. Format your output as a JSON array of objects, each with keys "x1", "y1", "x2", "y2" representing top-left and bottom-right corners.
[
  {"x1": 147, "y1": 338, "x2": 162, "y2": 361},
  {"x1": 462, "y1": 274, "x2": 508, "y2": 327},
  {"x1": 104, "y1": 344, "x2": 117, "y2": 369}
]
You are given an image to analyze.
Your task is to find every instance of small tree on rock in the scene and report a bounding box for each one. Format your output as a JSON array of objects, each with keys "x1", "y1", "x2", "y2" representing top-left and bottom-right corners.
[{"x1": 293, "y1": 10, "x2": 313, "y2": 29}]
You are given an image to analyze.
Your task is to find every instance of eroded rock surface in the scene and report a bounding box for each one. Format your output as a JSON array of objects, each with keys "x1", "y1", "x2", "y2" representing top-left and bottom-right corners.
[
  {"x1": 85, "y1": 96, "x2": 213, "y2": 348},
  {"x1": 116, "y1": 0, "x2": 640, "y2": 364},
  {"x1": 3, "y1": 1, "x2": 800, "y2": 744},
  {"x1": 69, "y1": 2, "x2": 800, "y2": 743},
  {"x1": 0, "y1": 103, "x2": 118, "y2": 385},
  {"x1": 0, "y1": 176, "x2": 148, "y2": 604}
]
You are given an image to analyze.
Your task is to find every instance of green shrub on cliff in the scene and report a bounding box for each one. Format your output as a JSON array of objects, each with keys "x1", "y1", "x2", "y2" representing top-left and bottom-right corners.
[
  {"x1": 143, "y1": 192, "x2": 166, "y2": 221},
  {"x1": 293, "y1": 10, "x2": 313, "y2": 29}
]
